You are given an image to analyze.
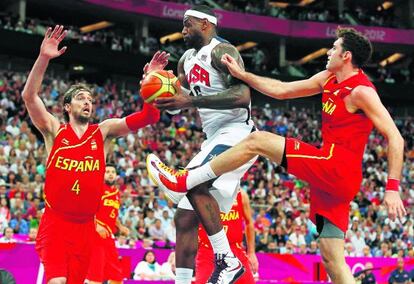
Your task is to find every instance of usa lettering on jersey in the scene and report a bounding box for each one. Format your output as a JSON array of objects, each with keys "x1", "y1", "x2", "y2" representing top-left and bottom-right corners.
[{"x1": 187, "y1": 63, "x2": 210, "y2": 86}]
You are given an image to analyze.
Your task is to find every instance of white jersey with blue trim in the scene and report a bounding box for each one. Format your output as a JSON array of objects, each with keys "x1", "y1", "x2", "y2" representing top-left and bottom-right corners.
[{"x1": 183, "y1": 37, "x2": 253, "y2": 138}]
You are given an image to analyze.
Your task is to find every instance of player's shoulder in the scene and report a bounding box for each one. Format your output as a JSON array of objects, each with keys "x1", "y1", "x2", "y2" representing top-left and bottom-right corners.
[{"x1": 181, "y1": 48, "x2": 196, "y2": 62}]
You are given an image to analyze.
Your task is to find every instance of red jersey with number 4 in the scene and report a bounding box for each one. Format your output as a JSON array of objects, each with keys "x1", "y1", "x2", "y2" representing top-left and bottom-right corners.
[
  {"x1": 199, "y1": 192, "x2": 244, "y2": 248},
  {"x1": 44, "y1": 124, "x2": 105, "y2": 222},
  {"x1": 321, "y1": 69, "x2": 375, "y2": 158},
  {"x1": 96, "y1": 184, "x2": 120, "y2": 234}
]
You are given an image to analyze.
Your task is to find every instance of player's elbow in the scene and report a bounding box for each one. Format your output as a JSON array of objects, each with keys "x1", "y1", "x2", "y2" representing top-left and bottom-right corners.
[{"x1": 235, "y1": 85, "x2": 251, "y2": 108}]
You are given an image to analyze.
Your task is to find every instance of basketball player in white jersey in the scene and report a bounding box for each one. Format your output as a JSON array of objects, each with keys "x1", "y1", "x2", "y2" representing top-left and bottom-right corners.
[{"x1": 146, "y1": 5, "x2": 256, "y2": 284}]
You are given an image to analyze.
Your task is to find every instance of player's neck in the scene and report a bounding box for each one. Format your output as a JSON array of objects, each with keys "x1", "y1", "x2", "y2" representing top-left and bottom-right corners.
[
  {"x1": 69, "y1": 121, "x2": 89, "y2": 138},
  {"x1": 335, "y1": 65, "x2": 359, "y2": 83},
  {"x1": 196, "y1": 33, "x2": 216, "y2": 51}
]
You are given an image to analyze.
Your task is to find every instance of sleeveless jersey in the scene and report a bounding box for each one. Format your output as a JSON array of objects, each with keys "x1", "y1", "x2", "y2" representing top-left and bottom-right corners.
[
  {"x1": 198, "y1": 192, "x2": 244, "y2": 248},
  {"x1": 44, "y1": 124, "x2": 105, "y2": 222},
  {"x1": 95, "y1": 184, "x2": 120, "y2": 234},
  {"x1": 321, "y1": 69, "x2": 375, "y2": 160},
  {"x1": 183, "y1": 37, "x2": 253, "y2": 138}
]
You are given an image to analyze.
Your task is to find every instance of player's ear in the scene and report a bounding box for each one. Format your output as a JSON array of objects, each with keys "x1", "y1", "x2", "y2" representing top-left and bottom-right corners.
[
  {"x1": 64, "y1": 103, "x2": 71, "y2": 113},
  {"x1": 343, "y1": 50, "x2": 352, "y2": 62}
]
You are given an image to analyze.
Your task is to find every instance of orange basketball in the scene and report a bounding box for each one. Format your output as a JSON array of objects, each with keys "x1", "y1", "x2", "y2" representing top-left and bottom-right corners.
[{"x1": 140, "y1": 70, "x2": 181, "y2": 103}]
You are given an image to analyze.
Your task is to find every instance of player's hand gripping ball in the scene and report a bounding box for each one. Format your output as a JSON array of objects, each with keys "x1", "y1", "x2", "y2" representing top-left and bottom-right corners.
[{"x1": 140, "y1": 70, "x2": 181, "y2": 103}]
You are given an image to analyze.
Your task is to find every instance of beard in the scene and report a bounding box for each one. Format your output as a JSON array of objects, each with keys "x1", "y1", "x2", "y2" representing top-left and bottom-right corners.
[
  {"x1": 74, "y1": 113, "x2": 90, "y2": 124},
  {"x1": 184, "y1": 32, "x2": 204, "y2": 50},
  {"x1": 105, "y1": 180, "x2": 116, "y2": 186}
]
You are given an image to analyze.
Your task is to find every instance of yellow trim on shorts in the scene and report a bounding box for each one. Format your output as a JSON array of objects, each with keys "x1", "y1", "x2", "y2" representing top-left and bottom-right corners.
[
  {"x1": 47, "y1": 127, "x2": 100, "y2": 169},
  {"x1": 286, "y1": 144, "x2": 335, "y2": 160}
]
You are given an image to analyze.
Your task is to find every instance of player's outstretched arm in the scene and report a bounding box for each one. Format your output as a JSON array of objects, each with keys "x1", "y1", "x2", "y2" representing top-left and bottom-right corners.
[
  {"x1": 22, "y1": 25, "x2": 67, "y2": 136},
  {"x1": 350, "y1": 85, "x2": 406, "y2": 220},
  {"x1": 221, "y1": 53, "x2": 331, "y2": 100},
  {"x1": 99, "y1": 102, "x2": 160, "y2": 139},
  {"x1": 241, "y1": 190, "x2": 259, "y2": 274}
]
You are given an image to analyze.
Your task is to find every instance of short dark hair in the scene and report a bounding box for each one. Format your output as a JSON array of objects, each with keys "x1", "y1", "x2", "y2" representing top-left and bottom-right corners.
[
  {"x1": 336, "y1": 27, "x2": 372, "y2": 68},
  {"x1": 191, "y1": 5, "x2": 216, "y2": 17},
  {"x1": 106, "y1": 163, "x2": 117, "y2": 170},
  {"x1": 62, "y1": 83, "x2": 93, "y2": 122}
]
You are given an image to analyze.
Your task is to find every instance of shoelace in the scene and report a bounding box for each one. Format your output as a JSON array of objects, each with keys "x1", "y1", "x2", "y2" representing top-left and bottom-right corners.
[
  {"x1": 157, "y1": 162, "x2": 187, "y2": 177},
  {"x1": 208, "y1": 255, "x2": 228, "y2": 284}
]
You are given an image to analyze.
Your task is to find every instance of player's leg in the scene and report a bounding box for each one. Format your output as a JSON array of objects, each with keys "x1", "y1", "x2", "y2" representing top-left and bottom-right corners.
[
  {"x1": 174, "y1": 207, "x2": 200, "y2": 284},
  {"x1": 208, "y1": 131, "x2": 285, "y2": 177},
  {"x1": 105, "y1": 238, "x2": 123, "y2": 284},
  {"x1": 231, "y1": 245, "x2": 255, "y2": 284},
  {"x1": 318, "y1": 217, "x2": 355, "y2": 284}
]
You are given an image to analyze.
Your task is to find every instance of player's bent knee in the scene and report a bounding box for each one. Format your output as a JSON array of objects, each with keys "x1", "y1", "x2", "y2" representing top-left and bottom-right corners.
[{"x1": 244, "y1": 131, "x2": 265, "y2": 153}]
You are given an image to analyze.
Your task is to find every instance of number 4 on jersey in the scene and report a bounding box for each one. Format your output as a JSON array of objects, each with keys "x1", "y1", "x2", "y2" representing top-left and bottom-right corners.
[{"x1": 71, "y1": 180, "x2": 80, "y2": 195}]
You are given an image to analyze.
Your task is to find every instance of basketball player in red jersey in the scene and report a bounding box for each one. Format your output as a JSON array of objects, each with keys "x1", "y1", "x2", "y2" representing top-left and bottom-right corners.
[
  {"x1": 87, "y1": 164, "x2": 129, "y2": 284},
  {"x1": 195, "y1": 189, "x2": 258, "y2": 284},
  {"x1": 148, "y1": 27, "x2": 406, "y2": 283},
  {"x1": 22, "y1": 25, "x2": 160, "y2": 284}
]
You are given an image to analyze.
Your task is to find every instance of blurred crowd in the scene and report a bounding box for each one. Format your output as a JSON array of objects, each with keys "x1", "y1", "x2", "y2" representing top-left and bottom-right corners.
[
  {"x1": 0, "y1": 69, "x2": 413, "y2": 262},
  {"x1": 1, "y1": 12, "x2": 412, "y2": 85},
  {"x1": 171, "y1": 0, "x2": 405, "y2": 28}
]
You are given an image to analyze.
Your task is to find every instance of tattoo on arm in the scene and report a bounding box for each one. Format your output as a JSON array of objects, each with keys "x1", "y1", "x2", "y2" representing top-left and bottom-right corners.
[{"x1": 190, "y1": 43, "x2": 250, "y2": 109}]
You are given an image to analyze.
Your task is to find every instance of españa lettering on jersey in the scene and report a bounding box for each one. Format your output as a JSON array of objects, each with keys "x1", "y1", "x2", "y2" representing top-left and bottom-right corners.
[
  {"x1": 44, "y1": 124, "x2": 105, "y2": 222},
  {"x1": 96, "y1": 184, "x2": 120, "y2": 234},
  {"x1": 321, "y1": 69, "x2": 375, "y2": 158},
  {"x1": 199, "y1": 192, "x2": 244, "y2": 247}
]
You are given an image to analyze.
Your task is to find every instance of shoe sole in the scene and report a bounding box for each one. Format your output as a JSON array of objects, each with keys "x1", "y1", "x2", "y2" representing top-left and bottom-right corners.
[{"x1": 146, "y1": 154, "x2": 184, "y2": 204}]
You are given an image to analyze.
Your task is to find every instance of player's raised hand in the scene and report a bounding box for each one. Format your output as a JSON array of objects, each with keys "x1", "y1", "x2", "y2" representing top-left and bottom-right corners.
[
  {"x1": 383, "y1": 191, "x2": 406, "y2": 220},
  {"x1": 221, "y1": 53, "x2": 245, "y2": 79},
  {"x1": 145, "y1": 51, "x2": 170, "y2": 74},
  {"x1": 40, "y1": 25, "x2": 68, "y2": 59}
]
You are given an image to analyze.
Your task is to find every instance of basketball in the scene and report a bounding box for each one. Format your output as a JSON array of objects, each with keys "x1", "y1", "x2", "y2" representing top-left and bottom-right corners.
[{"x1": 140, "y1": 70, "x2": 181, "y2": 103}]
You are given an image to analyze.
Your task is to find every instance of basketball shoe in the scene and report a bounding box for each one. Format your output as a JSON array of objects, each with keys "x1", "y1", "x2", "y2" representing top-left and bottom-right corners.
[
  {"x1": 146, "y1": 153, "x2": 188, "y2": 204},
  {"x1": 207, "y1": 253, "x2": 245, "y2": 284}
]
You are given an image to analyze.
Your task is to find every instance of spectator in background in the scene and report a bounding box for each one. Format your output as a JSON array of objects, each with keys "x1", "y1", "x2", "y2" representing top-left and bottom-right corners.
[
  {"x1": 160, "y1": 251, "x2": 176, "y2": 280},
  {"x1": 354, "y1": 262, "x2": 376, "y2": 284},
  {"x1": 133, "y1": 250, "x2": 162, "y2": 280},
  {"x1": 9, "y1": 210, "x2": 29, "y2": 234},
  {"x1": 388, "y1": 257, "x2": 410, "y2": 284},
  {"x1": 0, "y1": 227, "x2": 16, "y2": 243}
]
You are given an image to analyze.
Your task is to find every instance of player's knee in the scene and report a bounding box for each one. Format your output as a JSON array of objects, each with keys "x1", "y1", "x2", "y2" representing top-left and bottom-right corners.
[{"x1": 245, "y1": 131, "x2": 264, "y2": 153}]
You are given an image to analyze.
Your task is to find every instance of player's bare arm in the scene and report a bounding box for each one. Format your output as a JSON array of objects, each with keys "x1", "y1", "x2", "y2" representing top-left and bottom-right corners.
[
  {"x1": 221, "y1": 54, "x2": 332, "y2": 100},
  {"x1": 349, "y1": 85, "x2": 406, "y2": 219},
  {"x1": 155, "y1": 44, "x2": 250, "y2": 110},
  {"x1": 22, "y1": 25, "x2": 68, "y2": 151},
  {"x1": 241, "y1": 190, "x2": 259, "y2": 274}
]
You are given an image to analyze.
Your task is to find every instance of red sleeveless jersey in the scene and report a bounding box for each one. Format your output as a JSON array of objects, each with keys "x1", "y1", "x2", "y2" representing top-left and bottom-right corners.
[
  {"x1": 95, "y1": 184, "x2": 120, "y2": 234},
  {"x1": 199, "y1": 192, "x2": 244, "y2": 248},
  {"x1": 44, "y1": 124, "x2": 105, "y2": 222},
  {"x1": 321, "y1": 69, "x2": 375, "y2": 159}
]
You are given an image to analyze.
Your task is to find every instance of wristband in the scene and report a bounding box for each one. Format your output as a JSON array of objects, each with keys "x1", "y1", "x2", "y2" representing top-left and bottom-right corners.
[
  {"x1": 125, "y1": 103, "x2": 160, "y2": 131},
  {"x1": 385, "y1": 178, "x2": 400, "y2": 192}
]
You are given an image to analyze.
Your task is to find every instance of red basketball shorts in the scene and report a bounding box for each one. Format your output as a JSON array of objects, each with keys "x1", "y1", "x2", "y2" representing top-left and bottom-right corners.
[
  {"x1": 86, "y1": 232, "x2": 123, "y2": 282},
  {"x1": 285, "y1": 138, "x2": 362, "y2": 232},
  {"x1": 35, "y1": 210, "x2": 95, "y2": 283}
]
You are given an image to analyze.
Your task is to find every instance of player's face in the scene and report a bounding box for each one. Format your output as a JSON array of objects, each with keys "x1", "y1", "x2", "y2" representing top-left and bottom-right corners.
[
  {"x1": 104, "y1": 166, "x2": 117, "y2": 185},
  {"x1": 182, "y1": 16, "x2": 204, "y2": 49},
  {"x1": 326, "y1": 38, "x2": 348, "y2": 72},
  {"x1": 67, "y1": 91, "x2": 93, "y2": 124}
]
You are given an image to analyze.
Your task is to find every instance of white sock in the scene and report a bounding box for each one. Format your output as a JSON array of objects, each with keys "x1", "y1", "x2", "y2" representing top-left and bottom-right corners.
[
  {"x1": 208, "y1": 229, "x2": 234, "y2": 257},
  {"x1": 187, "y1": 162, "x2": 217, "y2": 190},
  {"x1": 175, "y1": 268, "x2": 193, "y2": 284}
]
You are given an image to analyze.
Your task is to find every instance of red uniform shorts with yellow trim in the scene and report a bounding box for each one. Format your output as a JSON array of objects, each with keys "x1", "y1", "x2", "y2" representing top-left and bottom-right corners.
[
  {"x1": 285, "y1": 138, "x2": 362, "y2": 232},
  {"x1": 195, "y1": 243, "x2": 255, "y2": 284},
  {"x1": 86, "y1": 232, "x2": 123, "y2": 282},
  {"x1": 35, "y1": 210, "x2": 95, "y2": 284}
]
